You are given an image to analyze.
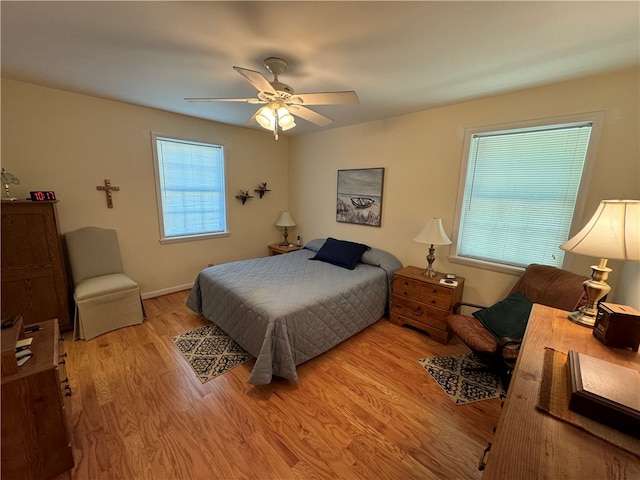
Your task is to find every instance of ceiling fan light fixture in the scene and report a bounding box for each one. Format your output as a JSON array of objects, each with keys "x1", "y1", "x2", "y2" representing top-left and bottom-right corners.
[
  {"x1": 256, "y1": 105, "x2": 275, "y2": 130},
  {"x1": 187, "y1": 57, "x2": 358, "y2": 140},
  {"x1": 277, "y1": 106, "x2": 295, "y2": 129},
  {"x1": 281, "y1": 120, "x2": 296, "y2": 132}
]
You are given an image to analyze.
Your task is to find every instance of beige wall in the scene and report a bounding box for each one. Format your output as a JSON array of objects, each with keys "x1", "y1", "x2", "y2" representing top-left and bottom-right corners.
[
  {"x1": 1, "y1": 79, "x2": 290, "y2": 297},
  {"x1": 289, "y1": 67, "x2": 640, "y2": 306},
  {"x1": 3, "y1": 68, "x2": 639, "y2": 307}
]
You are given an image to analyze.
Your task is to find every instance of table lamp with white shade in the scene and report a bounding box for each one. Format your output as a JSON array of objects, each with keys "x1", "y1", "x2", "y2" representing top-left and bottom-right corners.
[
  {"x1": 275, "y1": 211, "x2": 296, "y2": 246},
  {"x1": 560, "y1": 199, "x2": 640, "y2": 327},
  {"x1": 414, "y1": 218, "x2": 452, "y2": 277}
]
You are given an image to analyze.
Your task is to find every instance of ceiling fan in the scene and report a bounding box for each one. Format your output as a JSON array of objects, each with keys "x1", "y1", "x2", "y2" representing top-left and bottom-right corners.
[{"x1": 185, "y1": 57, "x2": 359, "y2": 139}]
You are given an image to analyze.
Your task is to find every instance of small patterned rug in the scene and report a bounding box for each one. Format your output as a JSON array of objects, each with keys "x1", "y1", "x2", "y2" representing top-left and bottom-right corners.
[
  {"x1": 418, "y1": 352, "x2": 505, "y2": 405},
  {"x1": 172, "y1": 323, "x2": 252, "y2": 383}
]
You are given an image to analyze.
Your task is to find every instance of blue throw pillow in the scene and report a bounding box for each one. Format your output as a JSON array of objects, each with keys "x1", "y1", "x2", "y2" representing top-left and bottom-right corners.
[
  {"x1": 311, "y1": 237, "x2": 370, "y2": 270},
  {"x1": 472, "y1": 291, "x2": 533, "y2": 340}
]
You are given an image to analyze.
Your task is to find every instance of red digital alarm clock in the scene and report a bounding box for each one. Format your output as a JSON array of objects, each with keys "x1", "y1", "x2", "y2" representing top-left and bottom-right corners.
[{"x1": 29, "y1": 191, "x2": 56, "y2": 201}]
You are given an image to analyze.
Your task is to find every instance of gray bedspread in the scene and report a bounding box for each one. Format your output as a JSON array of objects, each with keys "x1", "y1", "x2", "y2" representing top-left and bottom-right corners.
[{"x1": 186, "y1": 239, "x2": 402, "y2": 384}]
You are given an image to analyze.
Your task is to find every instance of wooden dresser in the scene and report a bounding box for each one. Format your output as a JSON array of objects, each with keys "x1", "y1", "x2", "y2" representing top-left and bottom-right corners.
[
  {"x1": 390, "y1": 266, "x2": 464, "y2": 344},
  {"x1": 483, "y1": 304, "x2": 640, "y2": 478},
  {"x1": 1, "y1": 201, "x2": 72, "y2": 330},
  {"x1": 1, "y1": 318, "x2": 74, "y2": 479}
]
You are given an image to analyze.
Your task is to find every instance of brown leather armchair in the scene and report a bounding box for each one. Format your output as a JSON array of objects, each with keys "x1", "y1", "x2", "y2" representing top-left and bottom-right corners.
[{"x1": 447, "y1": 264, "x2": 588, "y2": 383}]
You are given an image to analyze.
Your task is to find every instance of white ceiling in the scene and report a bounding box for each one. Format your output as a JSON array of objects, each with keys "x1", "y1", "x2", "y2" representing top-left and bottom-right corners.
[{"x1": 2, "y1": 1, "x2": 639, "y2": 136}]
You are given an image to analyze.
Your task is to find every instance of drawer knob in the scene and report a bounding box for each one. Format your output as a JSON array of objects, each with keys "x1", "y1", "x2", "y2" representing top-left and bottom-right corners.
[
  {"x1": 64, "y1": 385, "x2": 72, "y2": 397},
  {"x1": 60, "y1": 377, "x2": 69, "y2": 385},
  {"x1": 413, "y1": 307, "x2": 423, "y2": 317},
  {"x1": 58, "y1": 359, "x2": 66, "y2": 366}
]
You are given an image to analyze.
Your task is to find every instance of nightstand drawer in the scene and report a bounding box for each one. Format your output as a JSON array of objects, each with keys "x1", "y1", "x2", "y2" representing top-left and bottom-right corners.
[
  {"x1": 393, "y1": 276, "x2": 421, "y2": 297},
  {"x1": 419, "y1": 283, "x2": 453, "y2": 302},
  {"x1": 418, "y1": 291, "x2": 451, "y2": 310},
  {"x1": 393, "y1": 277, "x2": 453, "y2": 310},
  {"x1": 392, "y1": 295, "x2": 449, "y2": 330}
]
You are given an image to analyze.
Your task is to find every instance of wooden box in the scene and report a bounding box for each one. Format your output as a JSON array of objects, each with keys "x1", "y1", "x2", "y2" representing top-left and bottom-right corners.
[
  {"x1": 567, "y1": 350, "x2": 640, "y2": 438},
  {"x1": 593, "y1": 302, "x2": 640, "y2": 351}
]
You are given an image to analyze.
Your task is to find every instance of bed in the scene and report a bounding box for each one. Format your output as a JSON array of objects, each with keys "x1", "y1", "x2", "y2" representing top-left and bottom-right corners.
[{"x1": 186, "y1": 238, "x2": 402, "y2": 384}]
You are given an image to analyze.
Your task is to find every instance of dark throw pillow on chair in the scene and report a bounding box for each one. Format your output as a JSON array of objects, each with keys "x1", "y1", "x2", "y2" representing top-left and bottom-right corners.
[{"x1": 472, "y1": 291, "x2": 533, "y2": 341}]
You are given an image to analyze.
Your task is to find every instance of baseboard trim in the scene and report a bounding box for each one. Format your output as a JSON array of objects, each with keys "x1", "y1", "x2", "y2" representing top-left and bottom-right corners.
[{"x1": 141, "y1": 283, "x2": 193, "y2": 300}]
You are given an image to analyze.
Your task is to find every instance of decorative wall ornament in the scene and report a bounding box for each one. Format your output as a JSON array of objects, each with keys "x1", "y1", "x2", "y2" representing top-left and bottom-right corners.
[
  {"x1": 236, "y1": 190, "x2": 254, "y2": 205},
  {"x1": 336, "y1": 168, "x2": 384, "y2": 227},
  {"x1": 96, "y1": 179, "x2": 120, "y2": 208},
  {"x1": 254, "y1": 182, "x2": 271, "y2": 199}
]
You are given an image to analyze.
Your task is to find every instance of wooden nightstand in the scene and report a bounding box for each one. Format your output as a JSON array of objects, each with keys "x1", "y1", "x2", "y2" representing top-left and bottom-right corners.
[
  {"x1": 390, "y1": 266, "x2": 465, "y2": 344},
  {"x1": 268, "y1": 243, "x2": 302, "y2": 256}
]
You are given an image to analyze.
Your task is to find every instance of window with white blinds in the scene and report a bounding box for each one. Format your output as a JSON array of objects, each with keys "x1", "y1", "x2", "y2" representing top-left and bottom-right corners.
[
  {"x1": 454, "y1": 120, "x2": 596, "y2": 270},
  {"x1": 152, "y1": 134, "x2": 228, "y2": 242}
]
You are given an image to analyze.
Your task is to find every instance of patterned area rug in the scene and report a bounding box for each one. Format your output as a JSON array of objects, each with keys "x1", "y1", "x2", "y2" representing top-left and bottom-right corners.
[
  {"x1": 418, "y1": 352, "x2": 505, "y2": 405},
  {"x1": 172, "y1": 323, "x2": 252, "y2": 383}
]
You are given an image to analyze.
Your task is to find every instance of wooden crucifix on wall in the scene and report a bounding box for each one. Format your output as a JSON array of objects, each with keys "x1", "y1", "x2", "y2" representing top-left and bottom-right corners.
[{"x1": 96, "y1": 179, "x2": 120, "y2": 208}]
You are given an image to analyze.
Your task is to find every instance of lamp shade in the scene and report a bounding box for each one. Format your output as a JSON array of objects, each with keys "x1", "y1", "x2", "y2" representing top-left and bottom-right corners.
[
  {"x1": 256, "y1": 106, "x2": 275, "y2": 130},
  {"x1": 560, "y1": 200, "x2": 640, "y2": 261},
  {"x1": 277, "y1": 107, "x2": 295, "y2": 129},
  {"x1": 275, "y1": 211, "x2": 296, "y2": 227},
  {"x1": 414, "y1": 218, "x2": 452, "y2": 245}
]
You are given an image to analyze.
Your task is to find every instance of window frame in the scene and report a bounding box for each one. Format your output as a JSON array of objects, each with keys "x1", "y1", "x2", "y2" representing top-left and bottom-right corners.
[
  {"x1": 450, "y1": 112, "x2": 604, "y2": 275},
  {"x1": 151, "y1": 132, "x2": 230, "y2": 244}
]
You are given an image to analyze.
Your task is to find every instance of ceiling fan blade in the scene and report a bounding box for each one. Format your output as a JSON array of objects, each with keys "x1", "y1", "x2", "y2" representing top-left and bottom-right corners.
[
  {"x1": 233, "y1": 66, "x2": 277, "y2": 95},
  {"x1": 184, "y1": 97, "x2": 264, "y2": 104},
  {"x1": 290, "y1": 91, "x2": 359, "y2": 106},
  {"x1": 288, "y1": 105, "x2": 333, "y2": 127}
]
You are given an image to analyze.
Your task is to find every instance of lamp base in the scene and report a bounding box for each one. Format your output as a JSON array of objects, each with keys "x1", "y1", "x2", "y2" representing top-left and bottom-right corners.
[
  {"x1": 568, "y1": 308, "x2": 597, "y2": 328},
  {"x1": 421, "y1": 267, "x2": 437, "y2": 277},
  {"x1": 278, "y1": 227, "x2": 290, "y2": 247},
  {"x1": 567, "y1": 262, "x2": 612, "y2": 329},
  {"x1": 422, "y1": 244, "x2": 437, "y2": 277}
]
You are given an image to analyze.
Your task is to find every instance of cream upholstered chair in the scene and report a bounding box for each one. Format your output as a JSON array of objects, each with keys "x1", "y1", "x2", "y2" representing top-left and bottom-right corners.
[{"x1": 64, "y1": 226, "x2": 145, "y2": 340}]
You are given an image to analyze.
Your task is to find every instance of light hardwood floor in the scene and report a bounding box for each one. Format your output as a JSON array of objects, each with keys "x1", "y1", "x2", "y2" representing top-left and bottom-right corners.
[{"x1": 55, "y1": 290, "x2": 501, "y2": 480}]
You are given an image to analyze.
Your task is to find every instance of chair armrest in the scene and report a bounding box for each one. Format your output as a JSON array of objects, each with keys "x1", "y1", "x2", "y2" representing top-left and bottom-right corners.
[
  {"x1": 452, "y1": 301, "x2": 487, "y2": 314},
  {"x1": 497, "y1": 337, "x2": 522, "y2": 370}
]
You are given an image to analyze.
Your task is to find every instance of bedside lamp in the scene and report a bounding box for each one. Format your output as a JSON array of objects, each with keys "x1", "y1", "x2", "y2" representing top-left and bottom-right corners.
[
  {"x1": 414, "y1": 218, "x2": 452, "y2": 277},
  {"x1": 275, "y1": 211, "x2": 296, "y2": 246},
  {"x1": 560, "y1": 199, "x2": 640, "y2": 327}
]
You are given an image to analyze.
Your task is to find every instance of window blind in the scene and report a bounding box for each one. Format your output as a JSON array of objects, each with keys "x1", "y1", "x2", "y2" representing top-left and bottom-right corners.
[
  {"x1": 155, "y1": 136, "x2": 227, "y2": 238},
  {"x1": 458, "y1": 123, "x2": 592, "y2": 268}
]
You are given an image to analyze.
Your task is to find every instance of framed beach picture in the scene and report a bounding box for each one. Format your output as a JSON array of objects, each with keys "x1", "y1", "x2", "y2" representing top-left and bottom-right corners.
[{"x1": 336, "y1": 168, "x2": 385, "y2": 227}]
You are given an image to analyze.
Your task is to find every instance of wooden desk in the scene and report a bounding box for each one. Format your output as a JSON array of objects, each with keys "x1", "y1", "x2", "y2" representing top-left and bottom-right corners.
[
  {"x1": 483, "y1": 304, "x2": 640, "y2": 479},
  {"x1": 1, "y1": 319, "x2": 74, "y2": 479}
]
